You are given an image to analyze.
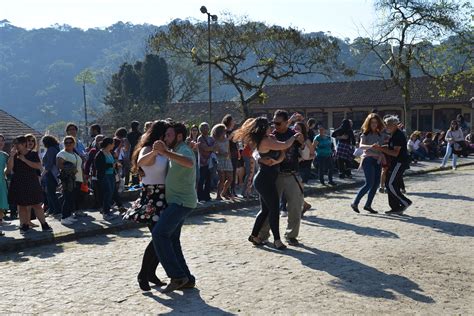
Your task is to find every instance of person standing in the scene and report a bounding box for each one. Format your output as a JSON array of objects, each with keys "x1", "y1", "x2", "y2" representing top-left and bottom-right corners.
[
  {"x1": 0, "y1": 135, "x2": 9, "y2": 224},
  {"x1": 351, "y1": 113, "x2": 385, "y2": 214},
  {"x1": 332, "y1": 119, "x2": 356, "y2": 179},
  {"x1": 372, "y1": 116, "x2": 412, "y2": 215},
  {"x1": 124, "y1": 121, "x2": 170, "y2": 291},
  {"x1": 65, "y1": 123, "x2": 87, "y2": 158},
  {"x1": 258, "y1": 110, "x2": 308, "y2": 246},
  {"x1": 6, "y1": 136, "x2": 52, "y2": 233},
  {"x1": 222, "y1": 115, "x2": 239, "y2": 197},
  {"x1": 212, "y1": 124, "x2": 234, "y2": 200},
  {"x1": 313, "y1": 126, "x2": 336, "y2": 186},
  {"x1": 41, "y1": 136, "x2": 61, "y2": 216},
  {"x1": 234, "y1": 117, "x2": 302, "y2": 250},
  {"x1": 84, "y1": 134, "x2": 105, "y2": 209},
  {"x1": 197, "y1": 123, "x2": 215, "y2": 202},
  {"x1": 127, "y1": 121, "x2": 142, "y2": 185},
  {"x1": 57, "y1": 136, "x2": 84, "y2": 225},
  {"x1": 441, "y1": 120, "x2": 465, "y2": 170},
  {"x1": 94, "y1": 138, "x2": 119, "y2": 221},
  {"x1": 152, "y1": 122, "x2": 198, "y2": 293},
  {"x1": 115, "y1": 128, "x2": 131, "y2": 186}
]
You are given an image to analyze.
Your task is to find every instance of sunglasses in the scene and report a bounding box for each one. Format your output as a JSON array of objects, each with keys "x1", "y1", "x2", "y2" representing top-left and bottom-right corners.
[{"x1": 64, "y1": 141, "x2": 74, "y2": 145}]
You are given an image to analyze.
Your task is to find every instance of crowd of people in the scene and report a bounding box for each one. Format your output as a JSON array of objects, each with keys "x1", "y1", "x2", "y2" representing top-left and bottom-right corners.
[{"x1": 0, "y1": 109, "x2": 472, "y2": 292}]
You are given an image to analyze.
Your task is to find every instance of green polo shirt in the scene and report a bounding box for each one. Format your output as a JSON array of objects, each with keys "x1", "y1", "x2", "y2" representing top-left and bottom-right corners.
[{"x1": 165, "y1": 142, "x2": 197, "y2": 209}]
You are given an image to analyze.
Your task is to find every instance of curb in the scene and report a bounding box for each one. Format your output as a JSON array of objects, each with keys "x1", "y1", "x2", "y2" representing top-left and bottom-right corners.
[{"x1": 2, "y1": 161, "x2": 473, "y2": 253}]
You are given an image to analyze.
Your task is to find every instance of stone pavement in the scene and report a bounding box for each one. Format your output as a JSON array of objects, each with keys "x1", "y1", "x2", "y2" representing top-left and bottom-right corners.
[
  {"x1": 1, "y1": 157, "x2": 473, "y2": 253},
  {"x1": 0, "y1": 166, "x2": 472, "y2": 314}
]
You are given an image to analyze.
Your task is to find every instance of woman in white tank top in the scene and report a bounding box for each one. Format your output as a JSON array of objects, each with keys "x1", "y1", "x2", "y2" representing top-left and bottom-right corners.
[{"x1": 123, "y1": 120, "x2": 170, "y2": 292}]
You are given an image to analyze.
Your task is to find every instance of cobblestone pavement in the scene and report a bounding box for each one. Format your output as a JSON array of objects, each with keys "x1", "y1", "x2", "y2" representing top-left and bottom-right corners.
[{"x1": 1, "y1": 166, "x2": 473, "y2": 314}]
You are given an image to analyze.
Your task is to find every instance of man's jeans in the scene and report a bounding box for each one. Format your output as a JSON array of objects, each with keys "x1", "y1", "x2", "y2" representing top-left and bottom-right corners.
[{"x1": 152, "y1": 203, "x2": 195, "y2": 280}]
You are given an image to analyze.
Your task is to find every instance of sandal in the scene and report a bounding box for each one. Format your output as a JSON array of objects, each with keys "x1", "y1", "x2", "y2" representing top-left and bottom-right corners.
[
  {"x1": 248, "y1": 235, "x2": 264, "y2": 246},
  {"x1": 274, "y1": 240, "x2": 287, "y2": 250}
]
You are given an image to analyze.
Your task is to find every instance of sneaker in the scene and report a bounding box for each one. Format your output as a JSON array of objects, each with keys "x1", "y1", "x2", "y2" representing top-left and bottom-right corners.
[
  {"x1": 363, "y1": 206, "x2": 378, "y2": 214},
  {"x1": 162, "y1": 277, "x2": 189, "y2": 293},
  {"x1": 103, "y1": 213, "x2": 118, "y2": 221},
  {"x1": 401, "y1": 202, "x2": 413, "y2": 213},
  {"x1": 452, "y1": 166, "x2": 457, "y2": 170},
  {"x1": 41, "y1": 222, "x2": 53, "y2": 232},
  {"x1": 286, "y1": 237, "x2": 300, "y2": 246},
  {"x1": 74, "y1": 210, "x2": 87, "y2": 217},
  {"x1": 385, "y1": 209, "x2": 403, "y2": 215},
  {"x1": 61, "y1": 217, "x2": 76, "y2": 225},
  {"x1": 19, "y1": 224, "x2": 30, "y2": 234}
]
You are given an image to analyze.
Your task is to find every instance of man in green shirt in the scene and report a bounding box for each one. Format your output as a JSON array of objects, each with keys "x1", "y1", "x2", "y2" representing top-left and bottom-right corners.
[{"x1": 152, "y1": 122, "x2": 197, "y2": 293}]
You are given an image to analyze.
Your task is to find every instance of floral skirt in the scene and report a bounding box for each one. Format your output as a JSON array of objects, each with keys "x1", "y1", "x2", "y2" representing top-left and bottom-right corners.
[{"x1": 123, "y1": 184, "x2": 167, "y2": 224}]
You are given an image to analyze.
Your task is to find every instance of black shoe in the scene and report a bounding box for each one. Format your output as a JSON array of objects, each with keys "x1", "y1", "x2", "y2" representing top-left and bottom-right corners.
[
  {"x1": 400, "y1": 202, "x2": 412, "y2": 212},
  {"x1": 339, "y1": 174, "x2": 346, "y2": 179},
  {"x1": 41, "y1": 222, "x2": 53, "y2": 232},
  {"x1": 286, "y1": 238, "x2": 299, "y2": 246},
  {"x1": 182, "y1": 279, "x2": 196, "y2": 289},
  {"x1": 350, "y1": 204, "x2": 360, "y2": 213},
  {"x1": 328, "y1": 181, "x2": 336, "y2": 186},
  {"x1": 320, "y1": 181, "x2": 326, "y2": 185},
  {"x1": 148, "y1": 274, "x2": 167, "y2": 287},
  {"x1": 385, "y1": 209, "x2": 403, "y2": 215},
  {"x1": 137, "y1": 273, "x2": 151, "y2": 291},
  {"x1": 363, "y1": 206, "x2": 378, "y2": 214},
  {"x1": 19, "y1": 224, "x2": 29, "y2": 234},
  {"x1": 162, "y1": 277, "x2": 189, "y2": 293}
]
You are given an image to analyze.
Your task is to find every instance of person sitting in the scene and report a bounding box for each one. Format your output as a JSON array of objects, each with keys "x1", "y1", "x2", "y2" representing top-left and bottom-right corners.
[
  {"x1": 422, "y1": 132, "x2": 437, "y2": 160},
  {"x1": 407, "y1": 131, "x2": 427, "y2": 162}
]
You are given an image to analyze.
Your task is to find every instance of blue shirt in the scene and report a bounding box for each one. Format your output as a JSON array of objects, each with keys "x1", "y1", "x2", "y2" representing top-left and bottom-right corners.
[{"x1": 314, "y1": 134, "x2": 333, "y2": 157}]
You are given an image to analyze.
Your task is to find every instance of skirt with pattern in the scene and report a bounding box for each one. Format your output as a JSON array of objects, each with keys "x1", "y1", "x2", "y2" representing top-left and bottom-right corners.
[
  {"x1": 335, "y1": 142, "x2": 354, "y2": 161},
  {"x1": 122, "y1": 184, "x2": 167, "y2": 224}
]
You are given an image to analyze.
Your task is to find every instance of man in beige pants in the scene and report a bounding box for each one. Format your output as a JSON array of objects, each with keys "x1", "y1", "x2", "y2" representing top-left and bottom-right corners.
[{"x1": 258, "y1": 110, "x2": 309, "y2": 246}]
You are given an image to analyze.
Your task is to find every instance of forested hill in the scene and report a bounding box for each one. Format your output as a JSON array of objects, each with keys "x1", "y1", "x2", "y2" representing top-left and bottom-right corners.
[{"x1": 0, "y1": 20, "x2": 162, "y2": 129}]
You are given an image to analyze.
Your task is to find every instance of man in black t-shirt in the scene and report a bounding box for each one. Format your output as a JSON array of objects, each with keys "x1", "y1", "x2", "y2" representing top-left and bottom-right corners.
[{"x1": 373, "y1": 116, "x2": 412, "y2": 214}]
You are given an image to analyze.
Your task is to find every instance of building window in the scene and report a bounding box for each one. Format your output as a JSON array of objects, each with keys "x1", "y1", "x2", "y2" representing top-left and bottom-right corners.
[
  {"x1": 347, "y1": 111, "x2": 369, "y2": 130},
  {"x1": 411, "y1": 110, "x2": 418, "y2": 130},
  {"x1": 434, "y1": 108, "x2": 461, "y2": 130},
  {"x1": 332, "y1": 112, "x2": 345, "y2": 128},
  {"x1": 418, "y1": 109, "x2": 432, "y2": 131}
]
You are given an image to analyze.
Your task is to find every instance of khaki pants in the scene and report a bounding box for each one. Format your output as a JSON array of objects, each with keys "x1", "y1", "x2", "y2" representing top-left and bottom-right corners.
[{"x1": 258, "y1": 173, "x2": 304, "y2": 240}]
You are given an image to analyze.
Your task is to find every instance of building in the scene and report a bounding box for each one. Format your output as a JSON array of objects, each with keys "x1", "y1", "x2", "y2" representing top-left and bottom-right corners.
[
  {"x1": 0, "y1": 109, "x2": 42, "y2": 150},
  {"x1": 249, "y1": 76, "x2": 473, "y2": 131},
  {"x1": 164, "y1": 101, "x2": 244, "y2": 125}
]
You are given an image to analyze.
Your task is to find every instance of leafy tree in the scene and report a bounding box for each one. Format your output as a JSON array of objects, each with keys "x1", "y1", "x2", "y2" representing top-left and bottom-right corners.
[
  {"x1": 75, "y1": 68, "x2": 96, "y2": 137},
  {"x1": 149, "y1": 16, "x2": 353, "y2": 118},
  {"x1": 361, "y1": 0, "x2": 472, "y2": 132}
]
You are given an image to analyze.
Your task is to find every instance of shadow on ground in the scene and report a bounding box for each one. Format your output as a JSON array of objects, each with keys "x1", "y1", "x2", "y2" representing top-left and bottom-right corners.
[
  {"x1": 303, "y1": 215, "x2": 399, "y2": 239},
  {"x1": 262, "y1": 244, "x2": 435, "y2": 303}
]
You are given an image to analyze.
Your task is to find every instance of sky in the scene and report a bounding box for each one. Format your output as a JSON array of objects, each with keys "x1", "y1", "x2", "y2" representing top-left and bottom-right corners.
[{"x1": 2, "y1": 0, "x2": 377, "y2": 39}]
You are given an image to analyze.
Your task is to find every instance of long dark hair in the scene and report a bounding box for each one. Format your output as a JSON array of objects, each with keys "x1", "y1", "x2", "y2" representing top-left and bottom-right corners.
[
  {"x1": 295, "y1": 122, "x2": 308, "y2": 141},
  {"x1": 131, "y1": 120, "x2": 169, "y2": 173},
  {"x1": 448, "y1": 120, "x2": 459, "y2": 131},
  {"x1": 233, "y1": 117, "x2": 270, "y2": 149}
]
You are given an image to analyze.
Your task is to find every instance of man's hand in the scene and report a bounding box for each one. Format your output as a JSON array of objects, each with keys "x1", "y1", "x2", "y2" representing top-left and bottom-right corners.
[
  {"x1": 294, "y1": 132, "x2": 304, "y2": 144},
  {"x1": 154, "y1": 140, "x2": 169, "y2": 155},
  {"x1": 10, "y1": 147, "x2": 17, "y2": 156}
]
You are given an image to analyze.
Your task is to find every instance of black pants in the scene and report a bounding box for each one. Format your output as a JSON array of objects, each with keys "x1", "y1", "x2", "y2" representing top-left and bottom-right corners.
[
  {"x1": 197, "y1": 166, "x2": 211, "y2": 201},
  {"x1": 62, "y1": 182, "x2": 81, "y2": 219},
  {"x1": 337, "y1": 158, "x2": 352, "y2": 177},
  {"x1": 140, "y1": 223, "x2": 160, "y2": 279},
  {"x1": 231, "y1": 157, "x2": 238, "y2": 194},
  {"x1": 385, "y1": 162, "x2": 412, "y2": 211},
  {"x1": 252, "y1": 167, "x2": 281, "y2": 241}
]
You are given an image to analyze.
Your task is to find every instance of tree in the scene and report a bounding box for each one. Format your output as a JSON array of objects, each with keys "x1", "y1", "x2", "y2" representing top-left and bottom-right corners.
[
  {"x1": 103, "y1": 54, "x2": 170, "y2": 127},
  {"x1": 75, "y1": 68, "x2": 96, "y2": 139},
  {"x1": 149, "y1": 16, "x2": 353, "y2": 118},
  {"x1": 362, "y1": 0, "x2": 472, "y2": 132}
]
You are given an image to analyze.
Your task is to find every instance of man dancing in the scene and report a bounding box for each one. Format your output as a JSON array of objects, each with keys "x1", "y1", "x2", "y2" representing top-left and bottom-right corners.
[{"x1": 153, "y1": 122, "x2": 197, "y2": 293}]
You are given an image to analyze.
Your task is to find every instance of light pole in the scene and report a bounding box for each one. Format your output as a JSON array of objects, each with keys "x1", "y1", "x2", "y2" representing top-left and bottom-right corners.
[{"x1": 200, "y1": 6, "x2": 217, "y2": 124}]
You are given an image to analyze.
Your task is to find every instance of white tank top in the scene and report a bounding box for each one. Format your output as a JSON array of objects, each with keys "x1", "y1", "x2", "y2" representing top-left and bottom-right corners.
[{"x1": 139, "y1": 147, "x2": 168, "y2": 185}]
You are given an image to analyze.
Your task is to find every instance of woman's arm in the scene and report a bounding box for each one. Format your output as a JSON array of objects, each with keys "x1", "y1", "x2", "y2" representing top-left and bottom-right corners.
[
  {"x1": 137, "y1": 147, "x2": 157, "y2": 167},
  {"x1": 19, "y1": 154, "x2": 42, "y2": 170},
  {"x1": 6, "y1": 154, "x2": 15, "y2": 175},
  {"x1": 373, "y1": 144, "x2": 400, "y2": 157},
  {"x1": 260, "y1": 134, "x2": 298, "y2": 151}
]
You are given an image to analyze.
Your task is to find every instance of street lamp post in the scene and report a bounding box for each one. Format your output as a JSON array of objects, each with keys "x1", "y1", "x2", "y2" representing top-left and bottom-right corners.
[{"x1": 200, "y1": 6, "x2": 217, "y2": 124}]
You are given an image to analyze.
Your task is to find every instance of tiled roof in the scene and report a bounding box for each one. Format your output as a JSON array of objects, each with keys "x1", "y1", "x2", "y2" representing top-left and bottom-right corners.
[
  {"x1": 250, "y1": 76, "x2": 473, "y2": 110},
  {"x1": 0, "y1": 109, "x2": 43, "y2": 143},
  {"x1": 164, "y1": 101, "x2": 244, "y2": 124}
]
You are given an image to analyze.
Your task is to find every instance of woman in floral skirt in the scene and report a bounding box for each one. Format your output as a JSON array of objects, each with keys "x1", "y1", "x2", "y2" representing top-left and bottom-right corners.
[{"x1": 123, "y1": 120, "x2": 170, "y2": 291}]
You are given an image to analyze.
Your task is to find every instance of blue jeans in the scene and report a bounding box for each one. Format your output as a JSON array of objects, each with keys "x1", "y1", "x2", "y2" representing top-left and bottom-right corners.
[
  {"x1": 152, "y1": 203, "x2": 195, "y2": 280},
  {"x1": 353, "y1": 157, "x2": 381, "y2": 207},
  {"x1": 100, "y1": 174, "x2": 115, "y2": 214},
  {"x1": 45, "y1": 172, "x2": 61, "y2": 214},
  {"x1": 441, "y1": 143, "x2": 458, "y2": 168}
]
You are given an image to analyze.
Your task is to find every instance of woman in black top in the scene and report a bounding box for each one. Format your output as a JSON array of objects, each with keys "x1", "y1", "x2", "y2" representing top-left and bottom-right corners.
[
  {"x1": 234, "y1": 117, "x2": 302, "y2": 250},
  {"x1": 332, "y1": 119, "x2": 356, "y2": 179},
  {"x1": 6, "y1": 136, "x2": 52, "y2": 234}
]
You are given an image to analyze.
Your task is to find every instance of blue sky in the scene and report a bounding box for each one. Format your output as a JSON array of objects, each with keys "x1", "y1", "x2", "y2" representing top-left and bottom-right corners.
[{"x1": 3, "y1": 0, "x2": 377, "y2": 39}]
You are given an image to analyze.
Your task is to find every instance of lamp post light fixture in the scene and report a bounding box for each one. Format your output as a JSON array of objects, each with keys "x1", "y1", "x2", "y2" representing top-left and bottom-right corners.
[{"x1": 200, "y1": 6, "x2": 217, "y2": 124}]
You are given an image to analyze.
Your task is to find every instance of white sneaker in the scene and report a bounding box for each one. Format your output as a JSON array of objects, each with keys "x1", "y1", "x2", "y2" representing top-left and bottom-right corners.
[
  {"x1": 61, "y1": 217, "x2": 75, "y2": 225},
  {"x1": 281, "y1": 211, "x2": 288, "y2": 217},
  {"x1": 452, "y1": 166, "x2": 457, "y2": 170}
]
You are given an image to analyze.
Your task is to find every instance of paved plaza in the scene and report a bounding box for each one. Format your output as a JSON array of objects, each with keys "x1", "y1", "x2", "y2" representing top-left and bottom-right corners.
[{"x1": 0, "y1": 166, "x2": 473, "y2": 314}]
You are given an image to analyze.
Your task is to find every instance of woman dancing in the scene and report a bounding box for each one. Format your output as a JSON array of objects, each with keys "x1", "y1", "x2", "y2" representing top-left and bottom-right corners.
[
  {"x1": 234, "y1": 117, "x2": 302, "y2": 250},
  {"x1": 123, "y1": 120, "x2": 170, "y2": 291}
]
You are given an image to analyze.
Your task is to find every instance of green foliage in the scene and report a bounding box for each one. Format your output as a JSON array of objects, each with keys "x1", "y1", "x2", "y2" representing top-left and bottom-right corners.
[
  {"x1": 75, "y1": 68, "x2": 96, "y2": 85},
  {"x1": 103, "y1": 54, "x2": 169, "y2": 127}
]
